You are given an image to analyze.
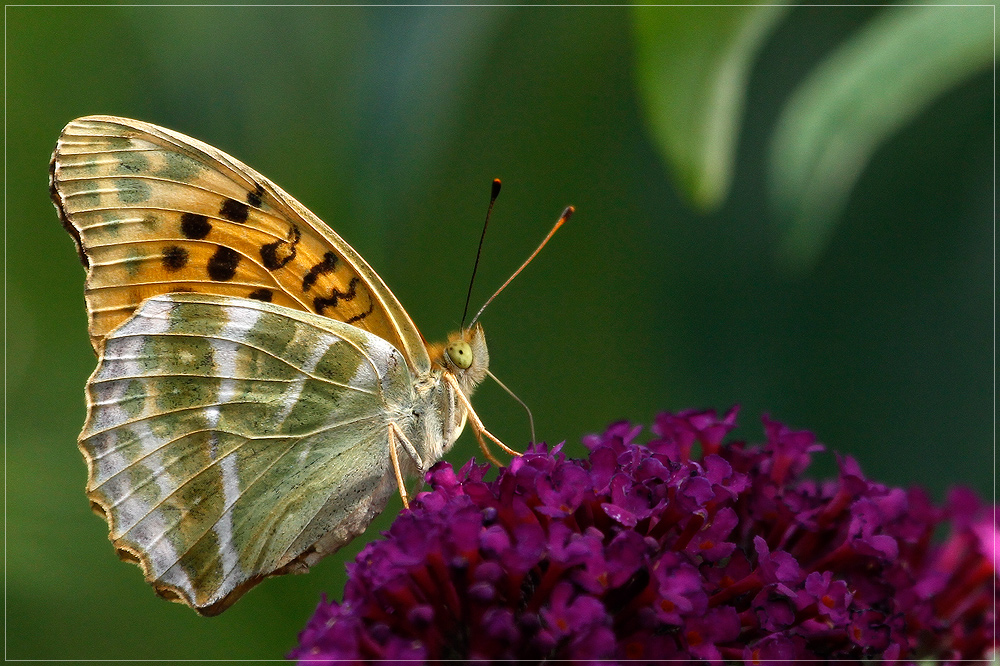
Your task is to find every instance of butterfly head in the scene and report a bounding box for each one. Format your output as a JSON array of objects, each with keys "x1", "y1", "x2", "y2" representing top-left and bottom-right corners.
[{"x1": 437, "y1": 324, "x2": 489, "y2": 396}]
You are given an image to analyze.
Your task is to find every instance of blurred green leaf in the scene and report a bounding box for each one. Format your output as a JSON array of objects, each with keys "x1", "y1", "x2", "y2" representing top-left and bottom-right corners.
[
  {"x1": 633, "y1": 2, "x2": 788, "y2": 212},
  {"x1": 769, "y1": 2, "x2": 992, "y2": 269}
]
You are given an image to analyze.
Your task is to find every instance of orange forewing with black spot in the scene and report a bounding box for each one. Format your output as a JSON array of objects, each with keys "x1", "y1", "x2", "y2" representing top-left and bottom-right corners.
[{"x1": 50, "y1": 116, "x2": 429, "y2": 373}]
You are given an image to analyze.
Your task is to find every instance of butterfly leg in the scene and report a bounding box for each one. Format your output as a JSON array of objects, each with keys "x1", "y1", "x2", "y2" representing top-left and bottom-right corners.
[
  {"x1": 443, "y1": 373, "x2": 521, "y2": 463},
  {"x1": 387, "y1": 425, "x2": 409, "y2": 509},
  {"x1": 388, "y1": 423, "x2": 424, "y2": 509}
]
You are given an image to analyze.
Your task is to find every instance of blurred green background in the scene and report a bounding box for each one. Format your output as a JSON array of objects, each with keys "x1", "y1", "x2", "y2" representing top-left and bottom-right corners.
[{"x1": 7, "y1": 4, "x2": 992, "y2": 660}]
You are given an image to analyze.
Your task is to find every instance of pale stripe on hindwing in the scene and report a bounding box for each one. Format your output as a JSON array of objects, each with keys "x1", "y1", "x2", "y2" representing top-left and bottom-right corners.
[{"x1": 204, "y1": 305, "x2": 264, "y2": 586}]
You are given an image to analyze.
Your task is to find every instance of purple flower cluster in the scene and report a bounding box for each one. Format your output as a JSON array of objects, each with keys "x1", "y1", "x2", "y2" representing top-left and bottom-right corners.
[{"x1": 290, "y1": 408, "x2": 997, "y2": 664}]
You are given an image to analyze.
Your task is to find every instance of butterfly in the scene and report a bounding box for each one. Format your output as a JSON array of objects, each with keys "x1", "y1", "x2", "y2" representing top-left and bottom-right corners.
[{"x1": 49, "y1": 115, "x2": 526, "y2": 615}]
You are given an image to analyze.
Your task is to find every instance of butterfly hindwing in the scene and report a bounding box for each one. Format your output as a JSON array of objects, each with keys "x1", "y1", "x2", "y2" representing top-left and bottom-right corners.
[
  {"x1": 50, "y1": 116, "x2": 429, "y2": 374},
  {"x1": 81, "y1": 293, "x2": 416, "y2": 614}
]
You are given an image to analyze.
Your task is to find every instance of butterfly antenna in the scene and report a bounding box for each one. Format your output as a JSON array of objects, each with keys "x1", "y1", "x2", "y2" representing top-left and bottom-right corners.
[
  {"x1": 469, "y1": 205, "x2": 574, "y2": 328},
  {"x1": 461, "y1": 178, "x2": 503, "y2": 330},
  {"x1": 487, "y1": 370, "x2": 536, "y2": 444}
]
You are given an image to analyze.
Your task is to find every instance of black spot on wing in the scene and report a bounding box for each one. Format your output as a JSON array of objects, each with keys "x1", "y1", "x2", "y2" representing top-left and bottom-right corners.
[
  {"x1": 261, "y1": 225, "x2": 301, "y2": 271},
  {"x1": 260, "y1": 242, "x2": 289, "y2": 271},
  {"x1": 248, "y1": 288, "x2": 273, "y2": 302},
  {"x1": 180, "y1": 212, "x2": 212, "y2": 239},
  {"x1": 303, "y1": 252, "x2": 339, "y2": 292},
  {"x1": 219, "y1": 198, "x2": 249, "y2": 223},
  {"x1": 207, "y1": 246, "x2": 240, "y2": 281},
  {"x1": 162, "y1": 246, "x2": 189, "y2": 271},
  {"x1": 247, "y1": 183, "x2": 264, "y2": 207},
  {"x1": 314, "y1": 277, "x2": 359, "y2": 315}
]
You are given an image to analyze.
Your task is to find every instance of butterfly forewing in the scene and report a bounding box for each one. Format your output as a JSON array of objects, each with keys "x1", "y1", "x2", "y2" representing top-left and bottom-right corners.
[
  {"x1": 82, "y1": 293, "x2": 415, "y2": 614},
  {"x1": 50, "y1": 116, "x2": 429, "y2": 373}
]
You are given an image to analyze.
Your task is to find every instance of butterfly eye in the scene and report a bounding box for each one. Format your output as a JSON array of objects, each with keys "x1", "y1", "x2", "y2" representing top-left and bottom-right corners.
[{"x1": 446, "y1": 341, "x2": 473, "y2": 370}]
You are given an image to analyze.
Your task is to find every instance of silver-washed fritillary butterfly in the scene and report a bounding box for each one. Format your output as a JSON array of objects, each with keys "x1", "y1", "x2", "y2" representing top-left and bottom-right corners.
[{"x1": 49, "y1": 116, "x2": 523, "y2": 615}]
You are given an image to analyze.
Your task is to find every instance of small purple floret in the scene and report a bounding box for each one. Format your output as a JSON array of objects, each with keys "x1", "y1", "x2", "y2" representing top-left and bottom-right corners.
[{"x1": 290, "y1": 408, "x2": 996, "y2": 664}]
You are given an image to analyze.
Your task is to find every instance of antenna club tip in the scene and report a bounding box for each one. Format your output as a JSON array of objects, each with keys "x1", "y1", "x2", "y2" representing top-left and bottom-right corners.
[
  {"x1": 491, "y1": 179, "x2": 502, "y2": 198},
  {"x1": 561, "y1": 206, "x2": 575, "y2": 221}
]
